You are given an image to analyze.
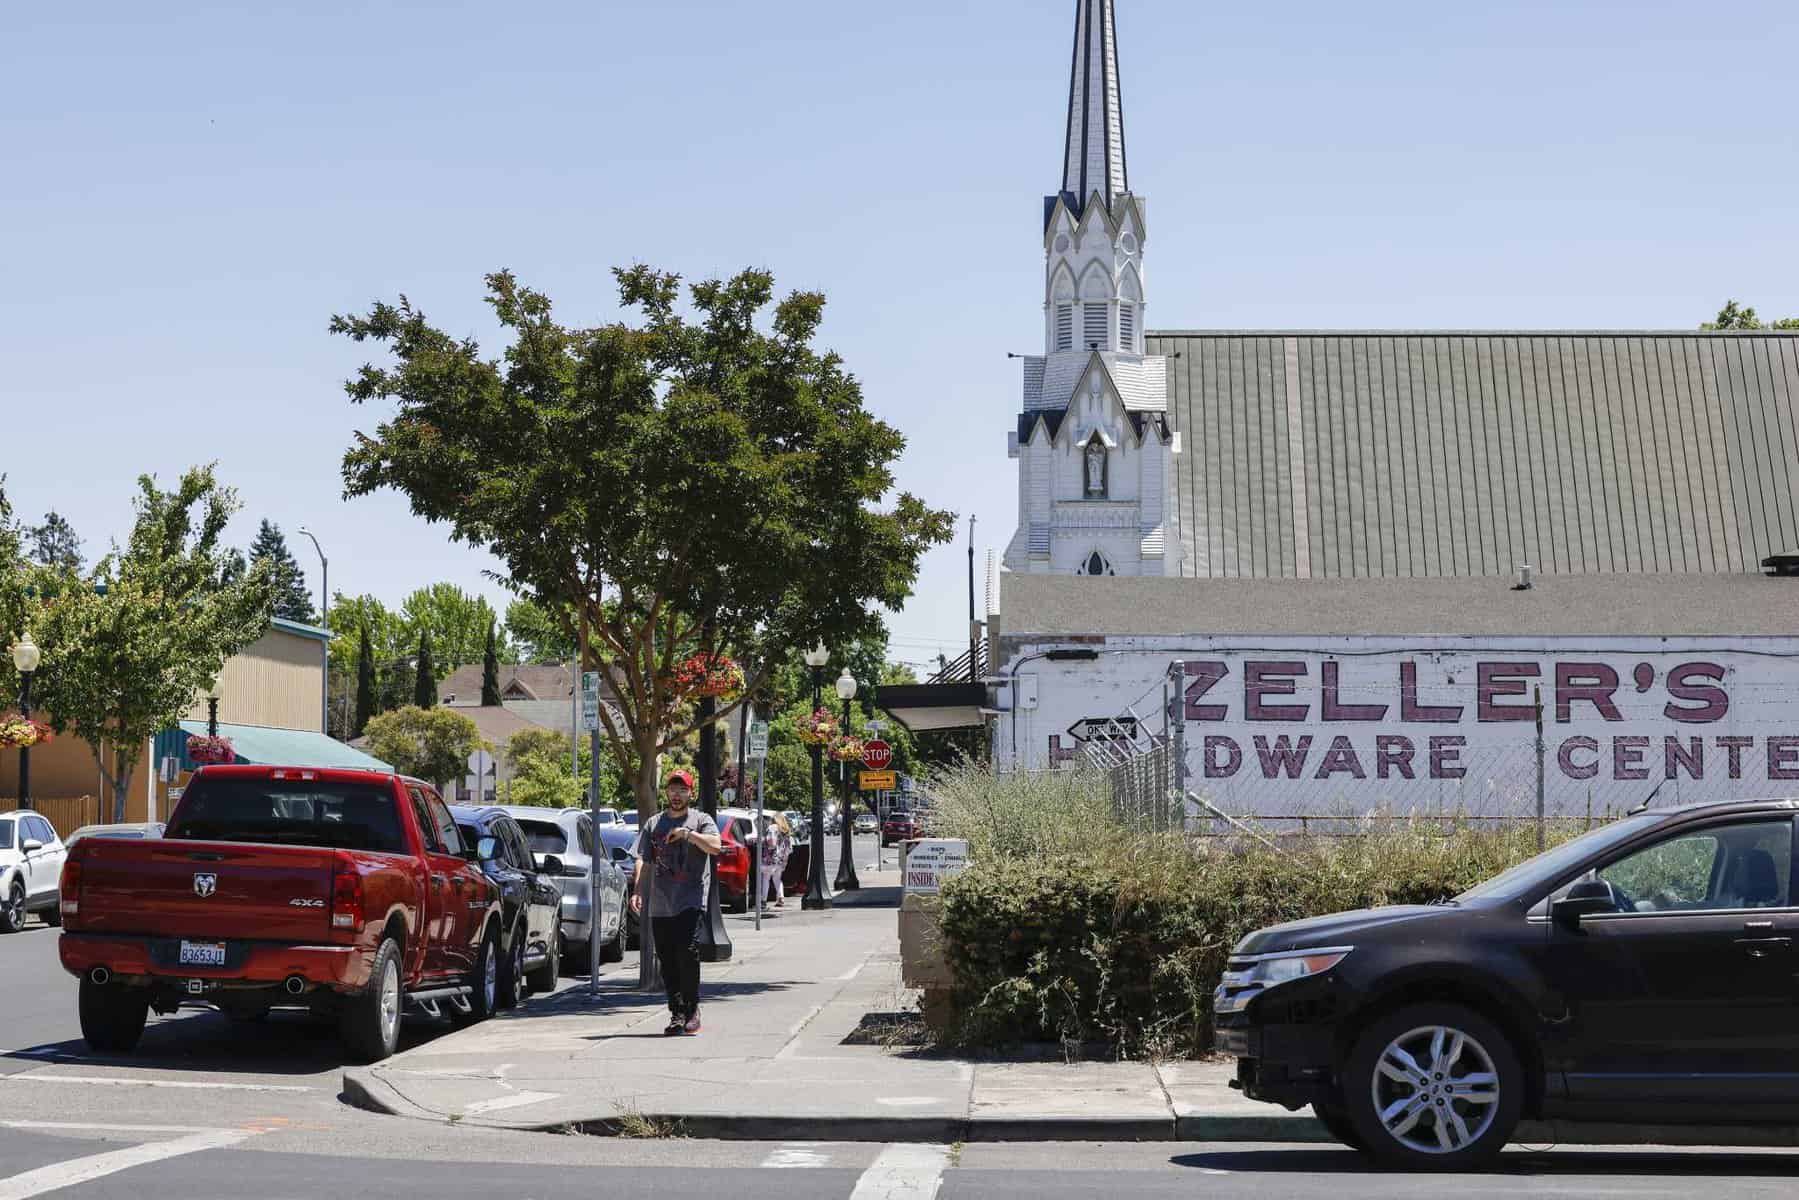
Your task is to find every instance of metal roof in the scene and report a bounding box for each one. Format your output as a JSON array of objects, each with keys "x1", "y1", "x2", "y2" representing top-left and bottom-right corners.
[
  {"x1": 997, "y1": 572, "x2": 1799, "y2": 641},
  {"x1": 1148, "y1": 331, "x2": 1799, "y2": 579},
  {"x1": 174, "y1": 720, "x2": 392, "y2": 771}
]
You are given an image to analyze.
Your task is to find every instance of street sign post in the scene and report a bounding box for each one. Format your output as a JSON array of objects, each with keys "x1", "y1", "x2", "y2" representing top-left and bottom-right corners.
[
  {"x1": 581, "y1": 671, "x2": 601, "y2": 732},
  {"x1": 860, "y1": 739, "x2": 893, "y2": 771},
  {"x1": 748, "y1": 720, "x2": 769, "y2": 760},
  {"x1": 859, "y1": 770, "x2": 897, "y2": 792}
]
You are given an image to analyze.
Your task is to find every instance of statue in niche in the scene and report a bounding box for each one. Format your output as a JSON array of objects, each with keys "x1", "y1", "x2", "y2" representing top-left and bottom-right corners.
[{"x1": 1084, "y1": 437, "x2": 1108, "y2": 499}]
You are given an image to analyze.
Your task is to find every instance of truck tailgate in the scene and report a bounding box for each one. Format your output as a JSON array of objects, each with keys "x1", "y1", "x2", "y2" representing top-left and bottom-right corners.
[{"x1": 76, "y1": 840, "x2": 339, "y2": 942}]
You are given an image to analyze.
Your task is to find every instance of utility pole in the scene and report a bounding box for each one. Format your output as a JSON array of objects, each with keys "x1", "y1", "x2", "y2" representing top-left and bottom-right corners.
[
  {"x1": 967, "y1": 515, "x2": 979, "y2": 682},
  {"x1": 1534, "y1": 686, "x2": 1547, "y2": 852}
]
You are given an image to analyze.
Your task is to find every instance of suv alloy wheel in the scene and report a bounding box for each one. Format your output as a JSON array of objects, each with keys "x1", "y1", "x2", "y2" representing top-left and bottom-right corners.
[{"x1": 1342, "y1": 1002, "x2": 1523, "y2": 1169}]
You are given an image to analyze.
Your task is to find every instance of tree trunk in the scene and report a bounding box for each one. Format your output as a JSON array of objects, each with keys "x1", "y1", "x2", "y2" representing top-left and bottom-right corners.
[{"x1": 634, "y1": 747, "x2": 663, "y2": 993}]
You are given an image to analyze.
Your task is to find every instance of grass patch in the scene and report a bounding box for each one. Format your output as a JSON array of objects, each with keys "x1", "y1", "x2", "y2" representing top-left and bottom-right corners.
[{"x1": 608, "y1": 1103, "x2": 686, "y2": 1140}]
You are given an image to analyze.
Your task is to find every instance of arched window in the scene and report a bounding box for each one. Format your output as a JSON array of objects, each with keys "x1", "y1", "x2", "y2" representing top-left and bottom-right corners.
[
  {"x1": 1083, "y1": 436, "x2": 1109, "y2": 499},
  {"x1": 1077, "y1": 549, "x2": 1115, "y2": 577}
]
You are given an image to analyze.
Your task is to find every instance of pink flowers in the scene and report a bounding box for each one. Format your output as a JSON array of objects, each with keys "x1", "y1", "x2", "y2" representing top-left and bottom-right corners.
[
  {"x1": 0, "y1": 714, "x2": 52, "y2": 750},
  {"x1": 828, "y1": 735, "x2": 866, "y2": 763},
  {"x1": 794, "y1": 708, "x2": 841, "y2": 747},
  {"x1": 186, "y1": 734, "x2": 236, "y2": 765},
  {"x1": 670, "y1": 653, "x2": 745, "y2": 699}
]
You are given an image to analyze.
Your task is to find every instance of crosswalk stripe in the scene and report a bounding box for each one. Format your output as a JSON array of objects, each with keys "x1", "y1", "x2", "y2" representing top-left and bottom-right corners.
[
  {"x1": 848, "y1": 1143, "x2": 949, "y2": 1200},
  {"x1": 0, "y1": 1129, "x2": 254, "y2": 1200}
]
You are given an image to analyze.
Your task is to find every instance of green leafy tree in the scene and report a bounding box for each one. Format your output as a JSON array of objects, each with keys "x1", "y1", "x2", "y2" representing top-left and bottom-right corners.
[
  {"x1": 504, "y1": 597, "x2": 576, "y2": 664},
  {"x1": 481, "y1": 619, "x2": 501, "y2": 706},
  {"x1": 413, "y1": 631, "x2": 436, "y2": 708},
  {"x1": 26, "y1": 511, "x2": 83, "y2": 574},
  {"x1": 1704, "y1": 300, "x2": 1799, "y2": 331},
  {"x1": 249, "y1": 519, "x2": 315, "y2": 622},
  {"x1": 398, "y1": 583, "x2": 503, "y2": 674},
  {"x1": 0, "y1": 483, "x2": 31, "y2": 697},
  {"x1": 502, "y1": 726, "x2": 622, "y2": 808},
  {"x1": 363, "y1": 705, "x2": 483, "y2": 786},
  {"x1": 334, "y1": 267, "x2": 954, "y2": 836},
  {"x1": 25, "y1": 468, "x2": 276, "y2": 821},
  {"x1": 354, "y1": 622, "x2": 377, "y2": 737}
]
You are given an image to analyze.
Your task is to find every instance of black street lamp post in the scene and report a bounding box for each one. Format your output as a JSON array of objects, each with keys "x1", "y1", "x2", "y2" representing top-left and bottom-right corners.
[
  {"x1": 12, "y1": 633, "x2": 41, "y2": 813},
  {"x1": 802, "y1": 642, "x2": 832, "y2": 910},
  {"x1": 834, "y1": 667, "x2": 860, "y2": 892}
]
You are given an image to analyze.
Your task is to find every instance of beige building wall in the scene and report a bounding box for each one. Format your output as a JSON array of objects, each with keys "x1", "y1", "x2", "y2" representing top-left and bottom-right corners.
[
  {"x1": 3, "y1": 622, "x2": 328, "y2": 825},
  {"x1": 184, "y1": 626, "x2": 325, "y2": 734}
]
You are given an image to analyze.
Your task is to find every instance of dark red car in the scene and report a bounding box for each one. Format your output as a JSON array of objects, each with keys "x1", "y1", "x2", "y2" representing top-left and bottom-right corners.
[
  {"x1": 59, "y1": 766, "x2": 502, "y2": 1063},
  {"x1": 881, "y1": 808, "x2": 922, "y2": 847}
]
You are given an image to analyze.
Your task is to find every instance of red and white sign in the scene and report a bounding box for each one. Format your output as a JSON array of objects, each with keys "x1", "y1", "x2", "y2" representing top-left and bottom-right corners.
[{"x1": 861, "y1": 739, "x2": 893, "y2": 770}]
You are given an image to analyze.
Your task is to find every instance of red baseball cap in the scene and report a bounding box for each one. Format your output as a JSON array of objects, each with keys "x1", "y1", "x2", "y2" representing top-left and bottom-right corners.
[{"x1": 665, "y1": 769, "x2": 696, "y2": 791}]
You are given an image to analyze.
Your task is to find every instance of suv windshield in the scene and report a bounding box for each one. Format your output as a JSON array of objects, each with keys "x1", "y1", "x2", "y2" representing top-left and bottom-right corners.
[
  {"x1": 1455, "y1": 812, "x2": 1662, "y2": 903},
  {"x1": 167, "y1": 778, "x2": 407, "y2": 854}
]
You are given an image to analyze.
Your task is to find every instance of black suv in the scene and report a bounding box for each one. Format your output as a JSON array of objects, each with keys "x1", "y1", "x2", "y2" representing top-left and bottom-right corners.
[
  {"x1": 1217, "y1": 798, "x2": 1799, "y2": 1168},
  {"x1": 452, "y1": 807, "x2": 565, "y2": 1007}
]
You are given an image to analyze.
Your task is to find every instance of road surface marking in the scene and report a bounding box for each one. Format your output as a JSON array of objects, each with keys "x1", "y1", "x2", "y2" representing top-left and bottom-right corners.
[
  {"x1": 0, "y1": 1128, "x2": 255, "y2": 1200},
  {"x1": 459, "y1": 1091, "x2": 559, "y2": 1116},
  {"x1": 760, "y1": 1141, "x2": 830, "y2": 1169},
  {"x1": 0, "y1": 1121, "x2": 223, "y2": 1135},
  {"x1": 848, "y1": 1143, "x2": 948, "y2": 1200},
  {"x1": 7, "y1": 1074, "x2": 312, "y2": 1092},
  {"x1": 773, "y1": 1003, "x2": 827, "y2": 1060}
]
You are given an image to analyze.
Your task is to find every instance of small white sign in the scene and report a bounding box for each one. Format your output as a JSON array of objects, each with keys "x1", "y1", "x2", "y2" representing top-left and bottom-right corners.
[
  {"x1": 581, "y1": 671, "x2": 601, "y2": 732},
  {"x1": 748, "y1": 720, "x2": 770, "y2": 760},
  {"x1": 903, "y1": 838, "x2": 969, "y2": 896}
]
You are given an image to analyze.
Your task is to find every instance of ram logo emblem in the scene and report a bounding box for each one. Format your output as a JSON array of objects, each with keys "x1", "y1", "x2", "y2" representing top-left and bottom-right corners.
[{"x1": 193, "y1": 873, "x2": 218, "y2": 898}]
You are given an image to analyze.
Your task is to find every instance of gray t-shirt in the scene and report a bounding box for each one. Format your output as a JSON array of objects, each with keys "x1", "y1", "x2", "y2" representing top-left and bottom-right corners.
[{"x1": 631, "y1": 808, "x2": 719, "y2": 915}]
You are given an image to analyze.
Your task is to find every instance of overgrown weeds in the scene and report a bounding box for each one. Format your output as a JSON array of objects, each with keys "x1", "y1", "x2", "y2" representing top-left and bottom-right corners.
[{"x1": 928, "y1": 762, "x2": 1589, "y2": 1059}]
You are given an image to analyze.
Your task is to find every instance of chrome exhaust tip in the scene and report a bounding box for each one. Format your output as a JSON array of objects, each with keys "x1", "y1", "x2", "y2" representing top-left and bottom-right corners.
[
  {"x1": 88, "y1": 966, "x2": 111, "y2": 986},
  {"x1": 283, "y1": 976, "x2": 308, "y2": 997}
]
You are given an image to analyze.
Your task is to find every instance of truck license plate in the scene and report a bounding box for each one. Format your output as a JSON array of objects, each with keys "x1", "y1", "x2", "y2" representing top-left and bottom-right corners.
[{"x1": 178, "y1": 941, "x2": 227, "y2": 967}]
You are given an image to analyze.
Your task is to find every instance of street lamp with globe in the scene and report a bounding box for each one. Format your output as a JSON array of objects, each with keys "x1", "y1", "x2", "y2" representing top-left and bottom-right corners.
[
  {"x1": 205, "y1": 673, "x2": 224, "y2": 737},
  {"x1": 802, "y1": 641, "x2": 833, "y2": 910},
  {"x1": 11, "y1": 633, "x2": 41, "y2": 812},
  {"x1": 834, "y1": 667, "x2": 861, "y2": 892}
]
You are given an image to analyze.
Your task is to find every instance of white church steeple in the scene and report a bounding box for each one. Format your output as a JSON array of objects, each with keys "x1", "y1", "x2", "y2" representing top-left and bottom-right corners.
[
  {"x1": 1062, "y1": 0, "x2": 1128, "y2": 215},
  {"x1": 1006, "y1": 0, "x2": 1181, "y2": 580}
]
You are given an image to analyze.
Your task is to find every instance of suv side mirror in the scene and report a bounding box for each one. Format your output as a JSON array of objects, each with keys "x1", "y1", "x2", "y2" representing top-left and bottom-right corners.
[
  {"x1": 20, "y1": 839, "x2": 43, "y2": 855},
  {"x1": 539, "y1": 854, "x2": 564, "y2": 877},
  {"x1": 1553, "y1": 878, "x2": 1619, "y2": 927}
]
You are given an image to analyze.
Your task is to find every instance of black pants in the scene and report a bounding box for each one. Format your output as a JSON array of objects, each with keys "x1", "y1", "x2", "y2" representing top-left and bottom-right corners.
[{"x1": 651, "y1": 908, "x2": 703, "y2": 1018}]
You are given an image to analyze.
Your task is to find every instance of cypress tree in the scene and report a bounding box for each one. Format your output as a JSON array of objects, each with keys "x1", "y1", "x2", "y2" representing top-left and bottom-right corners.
[
  {"x1": 414, "y1": 631, "x2": 437, "y2": 708},
  {"x1": 481, "y1": 620, "x2": 502, "y2": 706},
  {"x1": 354, "y1": 622, "x2": 377, "y2": 735}
]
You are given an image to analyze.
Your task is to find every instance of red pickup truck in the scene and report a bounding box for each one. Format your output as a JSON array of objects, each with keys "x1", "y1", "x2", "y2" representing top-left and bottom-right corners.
[{"x1": 58, "y1": 765, "x2": 502, "y2": 1063}]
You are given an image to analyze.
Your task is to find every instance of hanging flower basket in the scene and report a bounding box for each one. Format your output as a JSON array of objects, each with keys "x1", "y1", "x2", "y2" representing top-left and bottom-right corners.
[
  {"x1": 794, "y1": 708, "x2": 841, "y2": 747},
  {"x1": 828, "y1": 734, "x2": 866, "y2": 764},
  {"x1": 0, "y1": 714, "x2": 52, "y2": 750},
  {"x1": 671, "y1": 653, "x2": 745, "y2": 699},
  {"x1": 186, "y1": 734, "x2": 236, "y2": 765}
]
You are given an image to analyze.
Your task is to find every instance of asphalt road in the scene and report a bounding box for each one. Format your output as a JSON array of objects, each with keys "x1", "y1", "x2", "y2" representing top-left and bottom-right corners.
[{"x1": 5, "y1": 841, "x2": 1798, "y2": 1198}]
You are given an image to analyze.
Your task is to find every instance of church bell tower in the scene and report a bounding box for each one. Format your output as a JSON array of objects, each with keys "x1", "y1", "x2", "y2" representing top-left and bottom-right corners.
[{"x1": 1005, "y1": 0, "x2": 1181, "y2": 579}]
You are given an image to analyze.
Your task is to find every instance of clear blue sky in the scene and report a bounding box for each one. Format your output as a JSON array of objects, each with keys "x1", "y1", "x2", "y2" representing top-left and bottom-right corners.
[{"x1": 5, "y1": 1, "x2": 1795, "y2": 676}]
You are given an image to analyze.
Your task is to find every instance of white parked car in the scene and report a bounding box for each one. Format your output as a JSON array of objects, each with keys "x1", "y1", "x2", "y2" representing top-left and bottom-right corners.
[{"x1": 0, "y1": 811, "x2": 67, "y2": 933}]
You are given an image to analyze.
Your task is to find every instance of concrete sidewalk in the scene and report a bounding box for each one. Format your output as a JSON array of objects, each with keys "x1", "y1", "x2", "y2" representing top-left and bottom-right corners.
[{"x1": 341, "y1": 879, "x2": 1799, "y2": 1147}]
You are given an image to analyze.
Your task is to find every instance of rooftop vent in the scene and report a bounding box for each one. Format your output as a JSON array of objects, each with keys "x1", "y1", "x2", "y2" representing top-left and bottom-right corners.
[{"x1": 1512, "y1": 564, "x2": 1535, "y2": 592}]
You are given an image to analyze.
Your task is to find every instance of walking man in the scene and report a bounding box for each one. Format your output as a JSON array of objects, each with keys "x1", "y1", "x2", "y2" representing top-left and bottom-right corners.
[{"x1": 630, "y1": 769, "x2": 721, "y2": 1035}]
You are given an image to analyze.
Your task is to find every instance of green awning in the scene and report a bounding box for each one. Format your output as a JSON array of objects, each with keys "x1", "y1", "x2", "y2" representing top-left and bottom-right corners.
[{"x1": 176, "y1": 721, "x2": 392, "y2": 772}]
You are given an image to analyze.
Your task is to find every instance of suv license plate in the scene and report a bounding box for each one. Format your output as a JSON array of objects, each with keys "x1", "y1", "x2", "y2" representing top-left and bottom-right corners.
[{"x1": 178, "y1": 941, "x2": 227, "y2": 967}]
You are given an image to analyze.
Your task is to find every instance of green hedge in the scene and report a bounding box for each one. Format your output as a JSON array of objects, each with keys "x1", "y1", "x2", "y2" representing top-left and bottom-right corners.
[{"x1": 935, "y1": 813, "x2": 1577, "y2": 1059}]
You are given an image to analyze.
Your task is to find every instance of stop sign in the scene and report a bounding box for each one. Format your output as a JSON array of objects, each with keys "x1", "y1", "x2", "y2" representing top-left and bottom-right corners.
[{"x1": 861, "y1": 739, "x2": 893, "y2": 770}]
